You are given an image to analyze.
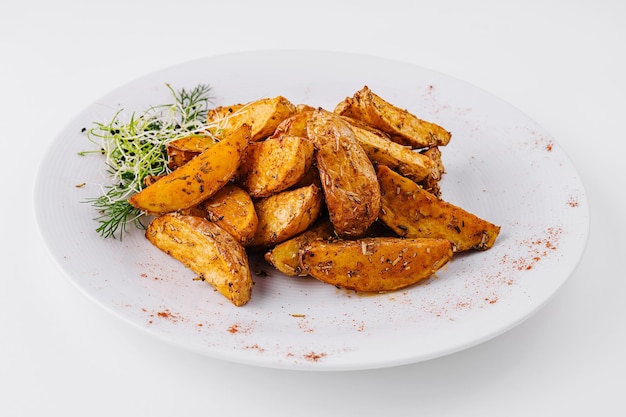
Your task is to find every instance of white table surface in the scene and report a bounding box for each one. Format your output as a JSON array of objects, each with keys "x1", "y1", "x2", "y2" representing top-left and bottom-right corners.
[{"x1": 2, "y1": 1, "x2": 625, "y2": 415}]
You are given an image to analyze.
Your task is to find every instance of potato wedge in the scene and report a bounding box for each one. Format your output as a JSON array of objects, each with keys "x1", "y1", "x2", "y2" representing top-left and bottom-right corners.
[
  {"x1": 264, "y1": 217, "x2": 336, "y2": 276},
  {"x1": 237, "y1": 135, "x2": 315, "y2": 198},
  {"x1": 196, "y1": 182, "x2": 258, "y2": 246},
  {"x1": 166, "y1": 135, "x2": 216, "y2": 170},
  {"x1": 207, "y1": 96, "x2": 296, "y2": 141},
  {"x1": 342, "y1": 116, "x2": 436, "y2": 183},
  {"x1": 334, "y1": 86, "x2": 451, "y2": 149},
  {"x1": 269, "y1": 110, "x2": 313, "y2": 139},
  {"x1": 250, "y1": 184, "x2": 323, "y2": 247},
  {"x1": 376, "y1": 165, "x2": 501, "y2": 251},
  {"x1": 146, "y1": 214, "x2": 253, "y2": 306},
  {"x1": 306, "y1": 109, "x2": 380, "y2": 238},
  {"x1": 128, "y1": 124, "x2": 251, "y2": 214},
  {"x1": 299, "y1": 237, "x2": 453, "y2": 292}
]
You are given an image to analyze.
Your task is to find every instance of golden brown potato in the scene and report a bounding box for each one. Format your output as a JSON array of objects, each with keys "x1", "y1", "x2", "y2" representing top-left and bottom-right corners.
[
  {"x1": 334, "y1": 86, "x2": 451, "y2": 149},
  {"x1": 342, "y1": 116, "x2": 436, "y2": 183},
  {"x1": 376, "y1": 165, "x2": 501, "y2": 251},
  {"x1": 166, "y1": 135, "x2": 216, "y2": 170},
  {"x1": 237, "y1": 135, "x2": 315, "y2": 198},
  {"x1": 264, "y1": 217, "x2": 336, "y2": 276},
  {"x1": 306, "y1": 109, "x2": 380, "y2": 238},
  {"x1": 299, "y1": 236, "x2": 453, "y2": 292},
  {"x1": 207, "y1": 96, "x2": 296, "y2": 142},
  {"x1": 196, "y1": 182, "x2": 258, "y2": 246},
  {"x1": 146, "y1": 214, "x2": 253, "y2": 306},
  {"x1": 270, "y1": 110, "x2": 314, "y2": 139},
  {"x1": 129, "y1": 124, "x2": 251, "y2": 215},
  {"x1": 250, "y1": 184, "x2": 323, "y2": 247},
  {"x1": 418, "y1": 146, "x2": 445, "y2": 197}
]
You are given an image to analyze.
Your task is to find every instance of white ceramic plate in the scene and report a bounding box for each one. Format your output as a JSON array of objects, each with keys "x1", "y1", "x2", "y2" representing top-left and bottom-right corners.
[{"x1": 35, "y1": 50, "x2": 589, "y2": 370}]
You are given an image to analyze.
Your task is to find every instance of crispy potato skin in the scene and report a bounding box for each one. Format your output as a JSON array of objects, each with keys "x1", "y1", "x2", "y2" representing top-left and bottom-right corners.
[
  {"x1": 376, "y1": 165, "x2": 500, "y2": 251},
  {"x1": 207, "y1": 96, "x2": 296, "y2": 141},
  {"x1": 299, "y1": 237, "x2": 453, "y2": 292},
  {"x1": 334, "y1": 86, "x2": 451, "y2": 149},
  {"x1": 237, "y1": 135, "x2": 315, "y2": 198},
  {"x1": 146, "y1": 214, "x2": 253, "y2": 306},
  {"x1": 129, "y1": 124, "x2": 251, "y2": 214},
  {"x1": 270, "y1": 110, "x2": 313, "y2": 139},
  {"x1": 264, "y1": 217, "x2": 336, "y2": 276},
  {"x1": 196, "y1": 182, "x2": 258, "y2": 246},
  {"x1": 306, "y1": 109, "x2": 380, "y2": 238},
  {"x1": 250, "y1": 184, "x2": 323, "y2": 247}
]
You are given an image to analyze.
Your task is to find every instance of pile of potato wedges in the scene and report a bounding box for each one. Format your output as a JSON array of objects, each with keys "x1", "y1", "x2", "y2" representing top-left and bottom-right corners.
[{"x1": 129, "y1": 86, "x2": 501, "y2": 306}]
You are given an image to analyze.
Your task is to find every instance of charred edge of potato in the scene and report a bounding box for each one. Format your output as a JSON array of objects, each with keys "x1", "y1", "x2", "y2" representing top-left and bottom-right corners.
[
  {"x1": 376, "y1": 165, "x2": 501, "y2": 252},
  {"x1": 299, "y1": 237, "x2": 453, "y2": 292},
  {"x1": 146, "y1": 214, "x2": 253, "y2": 306}
]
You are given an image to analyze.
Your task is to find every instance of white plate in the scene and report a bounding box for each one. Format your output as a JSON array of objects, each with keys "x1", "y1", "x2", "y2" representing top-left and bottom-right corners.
[{"x1": 35, "y1": 50, "x2": 589, "y2": 370}]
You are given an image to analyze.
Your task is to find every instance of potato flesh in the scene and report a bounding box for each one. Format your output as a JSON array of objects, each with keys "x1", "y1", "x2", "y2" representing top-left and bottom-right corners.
[
  {"x1": 146, "y1": 214, "x2": 253, "y2": 306},
  {"x1": 299, "y1": 237, "x2": 453, "y2": 292}
]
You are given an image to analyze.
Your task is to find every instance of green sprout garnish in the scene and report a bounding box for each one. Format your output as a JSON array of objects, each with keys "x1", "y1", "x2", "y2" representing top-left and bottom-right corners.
[{"x1": 80, "y1": 83, "x2": 215, "y2": 239}]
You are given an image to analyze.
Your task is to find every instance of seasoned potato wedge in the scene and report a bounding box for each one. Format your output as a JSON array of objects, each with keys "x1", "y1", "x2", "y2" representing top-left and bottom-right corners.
[
  {"x1": 129, "y1": 124, "x2": 250, "y2": 214},
  {"x1": 377, "y1": 165, "x2": 501, "y2": 251},
  {"x1": 250, "y1": 184, "x2": 323, "y2": 247},
  {"x1": 299, "y1": 237, "x2": 453, "y2": 292},
  {"x1": 207, "y1": 96, "x2": 296, "y2": 141},
  {"x1": 237, "y1": 135, "x2": 315, "y2": 198},
  {"x1": 334, "y1": 86, "x2": 451, "y2": 149},
  {"x1": 146, "y1": 214, "x2": 253, "y2": 306},
  {"x1": 196, "y1": 182, "x2": 258, "y2": 246},
  {"x1": 166, "y1": 135, "x2": 216, "y2": 170},
  {"x1": 306, "y1": 109, "x2": 380, "y2": 238},
  {"x1": 343, "y1": 116, "x2": 436, "y2": 183},
  {"x1": 270, "y1": 110, "x2": 313, "y2": 139},
  {"x1": 264, "y1": 217, "x2": 336, "y2": 276}
]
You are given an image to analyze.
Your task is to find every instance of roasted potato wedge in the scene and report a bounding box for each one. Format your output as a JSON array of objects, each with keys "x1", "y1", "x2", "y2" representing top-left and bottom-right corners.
[
  {"x1": 299, "y1": 237, "x2": 453, "y2": 292},
  {"x1": 237, "y1": 135, "x2": 315, "y2": 198},
  {"x1": 342, "y1": 116, "x2": 436, "y2": 183},
  {"x1": 196, "y1": 182, "x2": 258, "y2": 246},
  {"x1": 376, "y1": 165, "x2": 501, "y2": 251},
  {"x1": 250, "y1": 184, "x2": 323, "y2": 247},
  {"x1": 166, "y1": 135, "x2": 216, "y2": 170},
  {"x1": 146, "y1": 214, "x2": 253, "y2": 306},
  {"x1": 334, "y1": 86, "x2": 451, "y2": 149},
  {"x1": 306, "y1": 109, "x2": 380, "y2": 238},
  {"x1": 269, "y1": 110, "x2": 313, "y2": 139},
  {"x1": 129, "y1": 124, "x2": 250, "y2": 214},
  {"x1": 130, "y1": 124, "x2": 250, "y2": 214},
  {"x1": 207, "y1": 96, "x2": 296, "y2": 141},
  {"x1": 264, "y1": 217, "x2": 336, "y2": 276}
]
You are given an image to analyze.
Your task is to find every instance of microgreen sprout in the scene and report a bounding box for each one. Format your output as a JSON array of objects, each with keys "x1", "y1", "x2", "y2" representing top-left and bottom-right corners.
[{"x1": 80, "y1": 83, "x2": 215, "y2": 239}]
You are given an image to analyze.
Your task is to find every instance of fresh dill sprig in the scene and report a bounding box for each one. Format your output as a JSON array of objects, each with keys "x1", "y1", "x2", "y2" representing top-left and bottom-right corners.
[{"x1": 80, "y1": 83, "x2": 215, "y2": 239}]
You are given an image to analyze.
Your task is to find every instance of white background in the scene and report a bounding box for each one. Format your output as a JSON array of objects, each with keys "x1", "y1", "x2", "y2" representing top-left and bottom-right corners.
[{"x1": 2, "y1": 0, "x2": 625, "y2": 415}]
